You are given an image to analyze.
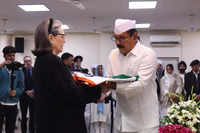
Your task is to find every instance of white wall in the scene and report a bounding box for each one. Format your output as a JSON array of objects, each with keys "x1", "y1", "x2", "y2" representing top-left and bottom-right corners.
[
  {"x1": 8, "y1": 33, "x2": 115, "y2": 72},
  {"x1": 139, "y1": 31, "x2": 182, "y2": 58},
  {"x1": 14, "y1": 35, "x2": 35, "y2": 64},
  {"x1": 0, "y1": 35, "x2": 13, "y2": 62},
  {"x1": 60, "y1": 33, "x2": 100, "y2": 70},
  {"x1": 0, "y1": 31, "x2": 200, "y2": 72},
  {"x1": 181, "y1": 31, "x2": 200, "y2": 68},
  {"x1": 99, "y1": 33, "x2": 115, "y2": 68}
]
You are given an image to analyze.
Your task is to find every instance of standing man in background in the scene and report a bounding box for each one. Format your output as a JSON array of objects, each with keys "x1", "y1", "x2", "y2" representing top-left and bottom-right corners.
[
  {"x1": 61, "y1": 52, "x2": 74, "y2": 71},
  {"x1": 107, "y1": 19, "x2": 159, "y2": 133},
  {"x1": 0, "y1": 46, "x2": 24, "y2": 133},
  {"x1": 156, "y1": 60, "x2": 164, "y2": 99},
  {"x1": 185, "y1": 59, "x2": 200, "y2": 100},
  {"x1": 73, "y1": 55, "x2": 89, "y2": 74},
  {"x1": 20, "y1": 56, "x2": 35, "y2": 133},
  {"x1": 177, "y1": 61, "x2": 187, "y2": 85},
  {"x1": 177, "y1": 61, "x2": 187, "y2": 96}
]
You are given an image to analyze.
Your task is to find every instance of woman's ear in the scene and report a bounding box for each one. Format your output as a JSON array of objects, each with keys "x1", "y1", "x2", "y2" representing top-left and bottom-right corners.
[
  {"x1": 48, "y1": 34, "x2": 53, "y2": 41},
  {"x1": 48, "y1": 34, "x2": 55, "y2": 44}
]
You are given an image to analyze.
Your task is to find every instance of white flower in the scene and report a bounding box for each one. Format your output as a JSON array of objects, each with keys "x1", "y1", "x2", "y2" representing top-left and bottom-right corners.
[
  {"x1": 192, "y1": 117, "x2": 198, "y2": 123},
  {"x1": 177, "y1": 116, "x2": 183, "y2": 123},
  {"x1": 191, "y1": 127, "x2": 197, "y2": 132},
  {"x1": 162, "y1": 98, "x2": 200, "y2": 131},
  {"x1": 186, "y1": 121, "x2": 194, "y2": 128}
]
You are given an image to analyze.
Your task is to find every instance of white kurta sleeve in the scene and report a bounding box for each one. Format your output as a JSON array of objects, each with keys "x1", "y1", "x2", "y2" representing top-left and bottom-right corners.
[
  {"x1": 106, "y1": 54, "x2": 113, "y2": 78},
  {"x1": 116, "y1": 50, "x2": 157, "y2": 98}
]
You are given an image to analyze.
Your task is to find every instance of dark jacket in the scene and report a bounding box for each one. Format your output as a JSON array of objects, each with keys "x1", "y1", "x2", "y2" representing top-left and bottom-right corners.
[
  {"x1": 23, "y1": 67, "x2": 34, "y2": 91},
  {"x1": 33, "y1": 52, "x2": 101, "y2": 133},
  {"x1": 0, "y1": 67, "x2": 24, "y2": 103},
  {"x1": 184, "y1": 71, "x2": 200, "y2": 99},
  {"x1": 20, "y1": 67, "x2": 34, "y2": 99}
]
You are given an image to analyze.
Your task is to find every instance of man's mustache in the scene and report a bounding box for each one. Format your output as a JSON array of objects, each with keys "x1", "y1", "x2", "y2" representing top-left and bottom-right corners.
[{"x1": 117, "y1": 45, "x2": 125, "y2": 49}]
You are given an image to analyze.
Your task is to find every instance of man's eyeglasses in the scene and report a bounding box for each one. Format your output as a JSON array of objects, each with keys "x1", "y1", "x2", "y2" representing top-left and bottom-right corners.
[{"x1": 111, "y1": 35, "x2": 129, "y2": 42}]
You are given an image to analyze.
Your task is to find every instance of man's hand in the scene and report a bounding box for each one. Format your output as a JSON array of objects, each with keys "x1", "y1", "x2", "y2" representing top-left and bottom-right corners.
[
  {"x1": 99, "y1": 81, "x2": 116, "y2": 95},
  {"x1": 10, "y1": 90, "x2": 16, "y2": 97},
  {"x1": 0, "y1": 60, "x2": 12, "y2": 68},
  {"x1": 26, "y1": 90, "x2": 34, "y2": 98}
]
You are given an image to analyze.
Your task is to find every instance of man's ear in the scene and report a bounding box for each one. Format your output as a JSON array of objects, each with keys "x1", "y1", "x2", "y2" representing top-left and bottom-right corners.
[{"x1": 133, "y1": 32, "x2": 138, "y2": 40}]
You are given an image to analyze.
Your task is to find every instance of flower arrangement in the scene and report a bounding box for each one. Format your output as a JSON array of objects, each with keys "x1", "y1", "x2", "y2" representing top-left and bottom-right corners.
[
  {"x1": 161, "y1": 93, "x2": 200, "y2": 133},
  {"x1": 159, "y1": 124, "x2": 193, "y2": 133}
]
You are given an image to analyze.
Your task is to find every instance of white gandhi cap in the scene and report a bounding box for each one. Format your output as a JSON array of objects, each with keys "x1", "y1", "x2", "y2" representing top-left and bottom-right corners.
[{"x1": 114, "y1": 18, "x2": 136, "y2": 35}]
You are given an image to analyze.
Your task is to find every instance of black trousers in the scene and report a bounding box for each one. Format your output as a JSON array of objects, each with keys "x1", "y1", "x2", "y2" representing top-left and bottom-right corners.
[
  {"x1": 0, "y1": 103, "x2": 18, "y2": 133},
  {"x1": 20, "y1": 95, "x2": 35, "y2": 133}
]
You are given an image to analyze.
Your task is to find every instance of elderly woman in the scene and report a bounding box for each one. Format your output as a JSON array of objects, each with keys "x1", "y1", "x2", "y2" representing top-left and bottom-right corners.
[
  {"x1": 32, "y1": 18, "x2": 108, "y2": 133},
  {"x1": 160, "y1": 64, "x2": 183, "y2": 119}
]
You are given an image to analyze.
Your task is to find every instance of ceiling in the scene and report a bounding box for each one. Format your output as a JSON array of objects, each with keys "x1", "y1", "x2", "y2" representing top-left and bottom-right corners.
[{"x1": 0, "y1": 0, "x2": 200, "y2": 34}]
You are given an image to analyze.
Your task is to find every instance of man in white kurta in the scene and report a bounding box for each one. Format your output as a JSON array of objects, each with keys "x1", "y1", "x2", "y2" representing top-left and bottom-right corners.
[{"x1": 106, "y1": 19, "x2": 159, "y2": 133}]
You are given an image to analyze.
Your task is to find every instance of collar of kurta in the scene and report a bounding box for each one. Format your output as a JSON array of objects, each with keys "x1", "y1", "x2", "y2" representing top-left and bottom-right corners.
[{"x1": 127, "y1": 41, "x2": 140, "y2": 57}]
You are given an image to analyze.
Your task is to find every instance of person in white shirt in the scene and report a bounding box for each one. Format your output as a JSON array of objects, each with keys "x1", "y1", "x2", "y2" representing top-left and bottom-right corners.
[
  {"x1": 160, "y1": 64, "x2": 183, "y2": 119},
  {"x1": 106, "y1": 18, "x2": 159, "y2": 133}
]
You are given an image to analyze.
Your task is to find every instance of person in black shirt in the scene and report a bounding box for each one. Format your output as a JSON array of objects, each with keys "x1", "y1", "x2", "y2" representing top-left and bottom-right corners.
[
  {"x1": 73, "y1": 55, "x2": 89, "y2": 74},
  {"x1": 185, "y1": 59, "x2": 200, "y2": 100},
  {"x1": 20, "y1": 56, "x2": 35, "y2": 133},
  {"x1": 32, "y1": 18, "x2": 111, "y2": 133},
  {"x1": 61, "y1": 52, "x2": 74, "y2": 71}
]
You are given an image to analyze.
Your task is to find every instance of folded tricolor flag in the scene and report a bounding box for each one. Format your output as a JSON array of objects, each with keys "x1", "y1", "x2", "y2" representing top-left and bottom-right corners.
[{"x1": 72, "y1": 72, "x2": 138, "y2": 87}]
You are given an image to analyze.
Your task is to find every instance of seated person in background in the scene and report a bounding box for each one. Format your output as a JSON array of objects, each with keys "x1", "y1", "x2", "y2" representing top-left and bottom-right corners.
[
  {"x1": 73, "y1": 55, "x2": 89, "y2": 74},
  {"x1": 61, "y1": 52, "x2": 74, "y2": 71},
  {"x1": 185, "y1": 59, "x2": 200, "y2": 100}
]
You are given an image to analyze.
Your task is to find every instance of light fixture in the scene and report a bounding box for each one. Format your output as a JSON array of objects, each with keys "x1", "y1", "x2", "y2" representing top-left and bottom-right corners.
[
  {"x1": 18, "y1": 4, "x2": 50, "y2": 12},
  {"x1": 136, "y1": 23, "x2": 151, "y2": 28},
  {"x1": 129, "y1": 1, "x2": 157, "y2": 9},
  {"x1": 61, "y1": 24, "x2": 70, "y2": 30}
]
